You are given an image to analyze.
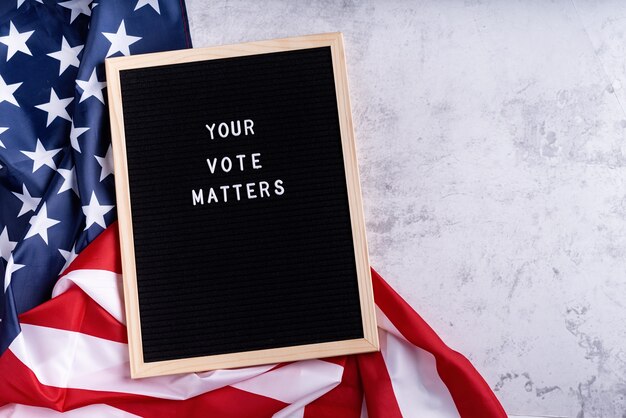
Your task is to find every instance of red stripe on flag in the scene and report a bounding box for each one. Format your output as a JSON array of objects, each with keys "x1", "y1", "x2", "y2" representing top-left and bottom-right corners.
[
  {"x1": 357, "y1": 351, "x2": 403, "y2": 418},
  {"x1": 304, "y1": 356, "x2": 363, "y2": 418},
  {"x1": 61, "y1": 222, "x2": 122, "y2": 277},
  {"x1": 19, "y1": 286, "x2": 127, "y2": 344},
  {"x1": 370, "y1": 268, "x2": 507, "y2": 418},
  {"x1": 0, "y1": 348, "x2": 287, "y2": 417}
]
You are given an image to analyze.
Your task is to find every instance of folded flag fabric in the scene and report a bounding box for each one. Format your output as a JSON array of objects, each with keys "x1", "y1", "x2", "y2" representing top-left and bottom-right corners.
[
  {"x1": 0, "y1": 0, "x2": 506, "y2": 416},
  {"x1": 0, "y1": 0, "x2": 191, "y2": 354},
  {"x1": 0, "y1": 223, "x2": 506, "y2": 417}
]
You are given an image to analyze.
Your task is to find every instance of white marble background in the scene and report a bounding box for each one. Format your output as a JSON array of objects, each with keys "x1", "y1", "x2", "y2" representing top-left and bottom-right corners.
[{"x1": 185, "y1": 1, "x2": 626, "y2": 417}]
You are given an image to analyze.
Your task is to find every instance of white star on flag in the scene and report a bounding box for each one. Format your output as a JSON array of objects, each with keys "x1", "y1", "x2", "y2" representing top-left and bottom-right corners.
[
  {"x1": 135, "y1": 0, "x2": 160, "y2": 14},
  {"x1": 21, "y1": 139, "x2": 62, "y2": 173},
  {"x1": 17, "y1": 0, "x2": 42, "y2": 7},
  {"x1": 47, "y1": 36, "x2": 83, "y2": 76},
  {"x1": 57, "y1": 167, "x2": 79, "y2": 196},
  {"x1": 0, "y1": 75, "x2": 21, "y2": 106},
  {"x1": 0, "y1": 127, "x2": 7, "y2": 149},
  {"x1": 69, "y1": 121, "x2": 89, "y2": 153},
  {"x1": 58, "y1": 245, "x2": 79, "y2": 274},
  {"x1": 35, "y1": 88, "x2": 73, "y2": 127},
  {"x1": 95, "y1": 145, "x2": 114, "y2": 181},
  {"x1": 76, "y1": 69, "x2": 106, "y2": 104},
  {"x1": 24, "y1": 203, "x2": 61, "y2": 245},
  {"x1": 82, "y1": 191, "x2": 114, "y2": 230},
  {"x1": 3, "y1": 255, "x2": 24, "y2": 291},
  {"x1": 0, "y1": 226, "x2": 17, "y2": 262},
  {"x1": 0, "y1": 22, "x2": 34, "y2": 61},
  {"x1": 59, "y1": 0, "x2": 92, "y2": 24},
  {"x1": 12, "y1": 184, "x2": 42, "y2": 217},
  {"x1": 102, "y1": 20, "x2": 141, "y2": 57}
]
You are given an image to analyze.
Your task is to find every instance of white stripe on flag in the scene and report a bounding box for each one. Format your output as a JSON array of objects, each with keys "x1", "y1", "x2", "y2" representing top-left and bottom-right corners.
[
  {"x1": 360, "y1": 397, "x2": 368, "y2": 418},
  {"x1": 377, "y1": 309, "x2": 461, "y2": 418},
  {"x1": 233, "y1": 359, "x2": 343, "y2": 404},
  {"x1": 232, "y1": 359, "x2": 343, "y2": 418},
  {"x1": 10, "y1": 324, "x2": 275, "y2": 399},
  {"x1": 0, "y1": 404, "x2": 141, "y2": 418},
  {"x1": 52, "y1": 269, "x2": 125, "y2": 324},
  {"x1": 274, "y1": 407, "x2": 305, "y2": 418}
]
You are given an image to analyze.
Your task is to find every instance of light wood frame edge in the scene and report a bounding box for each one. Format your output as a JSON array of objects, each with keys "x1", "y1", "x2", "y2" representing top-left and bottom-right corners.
[
  {"x1": 329, "y1": 34, "x2": 379, "y2": 351},
  {"x1": 134, "y1": 338, "x2": 376, "y2": 379},
  {"x1": 105, "y1": 32, "x2": 378, "y2": 379},
  {"x1": 105, "y1": 58, "x2": 145, "y2": 378}
]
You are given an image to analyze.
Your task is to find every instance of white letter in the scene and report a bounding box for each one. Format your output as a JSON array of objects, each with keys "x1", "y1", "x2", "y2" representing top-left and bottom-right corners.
[
  {"x1": 274, "y1": 179, "x2": 285, "y2": 195},
  {"x1": 218, "y1": 122, "x2": 229, "y2": 138},
  {"x1": 205, "y1": 123, "x2": 216, "y2": 139},
  {"x1": 244, "y1": 119, "x2": 254, "y2": 135},
  {"x1": 221, "y1": 157, "x2": 232, "y2": 172},
  {"x1": 232, "y1": 184, "x2": 242, "y2": 201},
  {"x1": 251, "y1": 153, "x2": 262, "y2": 169},
  {"x1": 235, "y1": 154, "x2": 246, "y2": 171},
  {"x1": 230, "y1": 120, "x2": 241, "y2": 136},
  {"x1": 192, "y1": 189, "x2": 204, "y2": 205},
  {"x1": 220, "y1": 185, "x2": 230, "y2": 202},
  {"x1": 246, "y1": 182, "x2": 257, "y2": 199},
  {"x1": 206, "y1": 157, "x2": 217, "y2": 174},
  {"x1": 259, "y1": 181, "x2": 270, "y2": 197},
  {"x1": 207, "y1": 187, "x2": 218, "y2": 203}
]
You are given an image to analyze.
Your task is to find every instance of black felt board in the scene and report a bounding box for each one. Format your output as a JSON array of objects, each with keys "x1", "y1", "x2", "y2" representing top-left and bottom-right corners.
[{"x1": 119, "y1": 47, "x2": 364, "y2": 363}]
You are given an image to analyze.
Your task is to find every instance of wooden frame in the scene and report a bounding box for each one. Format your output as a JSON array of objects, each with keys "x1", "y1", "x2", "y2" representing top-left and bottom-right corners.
[{"x1": 105, "y1": 33, "x2": 378, "y2": 379}]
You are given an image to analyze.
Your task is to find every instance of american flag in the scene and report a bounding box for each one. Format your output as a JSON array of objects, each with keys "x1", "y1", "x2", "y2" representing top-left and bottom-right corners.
[{"x1": 0, "y1": 0, "x2": 505, "y2": 416}]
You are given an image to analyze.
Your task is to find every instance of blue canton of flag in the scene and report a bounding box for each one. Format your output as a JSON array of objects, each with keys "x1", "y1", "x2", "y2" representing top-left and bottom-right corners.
[{"x1": 0, "y1": 0, "x2": 191, "y2": 353}]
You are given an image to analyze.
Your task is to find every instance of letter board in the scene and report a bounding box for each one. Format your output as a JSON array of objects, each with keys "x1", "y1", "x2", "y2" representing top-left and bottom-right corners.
[{"x1": 105, "y1": 33, "x2": 378, "y2": 378}]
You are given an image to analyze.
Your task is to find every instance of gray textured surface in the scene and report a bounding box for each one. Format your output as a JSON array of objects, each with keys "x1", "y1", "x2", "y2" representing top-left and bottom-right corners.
[{"x1": 185, "y1": 1, "x2": 626, "y2": 417}]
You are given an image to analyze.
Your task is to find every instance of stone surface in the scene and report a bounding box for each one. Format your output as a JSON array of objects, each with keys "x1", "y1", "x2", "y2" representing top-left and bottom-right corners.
[{"x1": 185, "y1": 1, "x2": 626, "y2": 416}]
